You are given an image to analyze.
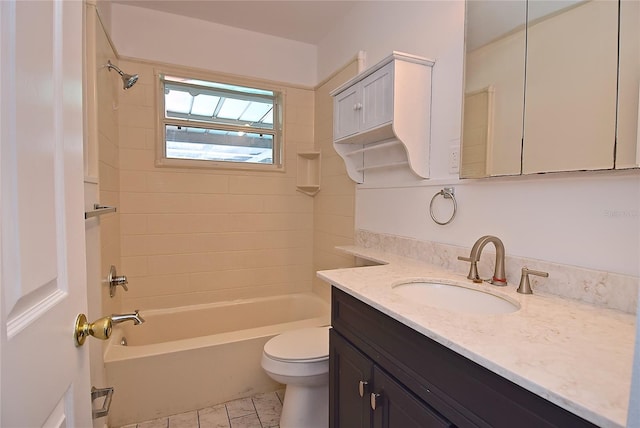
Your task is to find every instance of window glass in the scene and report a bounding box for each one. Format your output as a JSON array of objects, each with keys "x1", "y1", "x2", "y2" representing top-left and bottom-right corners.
[
  {"x1": 165, "y1": 125, "x2": 274, "y2": 164},
  {"x1": 159, "y1": 74, "x2": 281, "y2": 168}
]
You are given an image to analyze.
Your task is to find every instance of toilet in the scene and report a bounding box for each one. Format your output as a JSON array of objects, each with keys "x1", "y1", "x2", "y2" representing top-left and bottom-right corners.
[{"x1": 261, "y1": 326, "x2": 330, "y2": 428}]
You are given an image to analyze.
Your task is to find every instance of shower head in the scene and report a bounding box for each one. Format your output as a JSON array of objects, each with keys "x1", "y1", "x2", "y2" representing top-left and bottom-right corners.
[{"x1": 106, "y1": 60, "x2": 139, "y2": 90}]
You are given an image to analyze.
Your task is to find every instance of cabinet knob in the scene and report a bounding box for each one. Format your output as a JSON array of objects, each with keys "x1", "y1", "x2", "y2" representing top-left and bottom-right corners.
[
  {"x1": 353, "y1": 103, "x2": 363, "y2": 111},
  {"x1": 358, "y1": 380, "x2": 369, "y2": 397},
  {"x1": 370, "y1": 392, "x2": 381, "y2": 410}
]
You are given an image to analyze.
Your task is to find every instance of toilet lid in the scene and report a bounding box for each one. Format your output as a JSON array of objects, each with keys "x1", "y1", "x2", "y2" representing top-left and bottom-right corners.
[{"x1": 264, "y1": 326, "x2": 330, "y2": 362}]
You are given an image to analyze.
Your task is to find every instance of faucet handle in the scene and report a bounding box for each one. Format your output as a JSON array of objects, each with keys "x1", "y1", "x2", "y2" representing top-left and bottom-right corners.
[
  {"x1": 108, "y1": 265, "x2": 129, "y2": 298},
  {"x1": 457, "y1": 256, "x2": 481, "y2": 282},
  {"x1": 517, "y1": 267, "x2": 549, "y2": 294}
]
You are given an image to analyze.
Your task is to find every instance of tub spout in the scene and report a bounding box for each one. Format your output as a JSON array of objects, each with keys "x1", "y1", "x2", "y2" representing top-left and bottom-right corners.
[{"x1": 111, "y1": 310, "x2": 145, "y2": 325}]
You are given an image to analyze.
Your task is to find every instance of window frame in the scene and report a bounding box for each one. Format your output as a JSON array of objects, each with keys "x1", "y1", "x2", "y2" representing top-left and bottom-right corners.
[{"x1": 155, "y1": 67, "x2": 285, "y2": 172}]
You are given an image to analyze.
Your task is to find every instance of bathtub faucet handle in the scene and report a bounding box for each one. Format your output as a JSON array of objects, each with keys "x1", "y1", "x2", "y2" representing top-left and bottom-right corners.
[{"x1": 108, "y1": 265, "x2": 128, "y2": 298}]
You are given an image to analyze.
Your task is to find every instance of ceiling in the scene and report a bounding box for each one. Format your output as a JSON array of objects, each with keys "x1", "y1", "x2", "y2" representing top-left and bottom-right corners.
[
  {"x1": 112, "y1": 1, "x2": 587, "y2": 51},
  {"x1": 111, "y1": 0, "x2": 358, "y2": 44}
]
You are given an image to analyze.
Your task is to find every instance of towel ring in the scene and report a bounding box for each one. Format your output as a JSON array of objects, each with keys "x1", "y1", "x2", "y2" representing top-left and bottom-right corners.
[{"x1": 429, "y1": 187, "x2": 457, "y2": 225}]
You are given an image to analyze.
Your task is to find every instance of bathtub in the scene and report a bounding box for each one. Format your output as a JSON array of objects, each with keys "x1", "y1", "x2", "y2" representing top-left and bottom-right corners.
[{"x1": 104, "y1": 293, "x2": 330, "y2": 427}]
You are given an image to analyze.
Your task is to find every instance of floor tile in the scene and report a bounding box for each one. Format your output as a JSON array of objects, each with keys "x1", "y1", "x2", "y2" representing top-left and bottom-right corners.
[
  {"x1": 229, "y1": 413, "x2": 262, "y2": 428},
  {"x1": 274, "y1": 389, "x2": 285, "y2": 404},
  {"x1": 225, "y1": 397, "x2": 255, "y2": 419},
  {"x1": 123, "y1": 390, "x2": 283, "y2": 428},
  {"x1": 198, "y1": 404, "x2": 231, "y2": 428},
  {"x1": 137, "y1": 417, "x2": 169, "y2": 428},
  {"x1": 252, "y1": 392, "x2": 282, "y2": 427},
  {"x1": 169, "y1": 410, "x2": 198, "y2": 428}
]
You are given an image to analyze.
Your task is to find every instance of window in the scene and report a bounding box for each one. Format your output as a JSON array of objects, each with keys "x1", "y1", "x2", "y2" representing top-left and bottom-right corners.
[{"x1": 157, "y1": 74, "x2": 283, "y2": 169}]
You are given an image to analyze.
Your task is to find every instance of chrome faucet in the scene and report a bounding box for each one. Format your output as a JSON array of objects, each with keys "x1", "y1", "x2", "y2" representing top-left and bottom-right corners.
[
  {"x1": 111, "y1": 310, "x2": 145, "y2": 325},
  {"x1": 458, "y1": 235, "x2": 507, "y2": 286}
]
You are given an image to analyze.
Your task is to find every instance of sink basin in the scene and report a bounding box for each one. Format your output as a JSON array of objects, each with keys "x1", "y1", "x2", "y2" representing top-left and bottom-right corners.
[{"x1": 392, "y1": 281, "x2": 519, "y2": 315}]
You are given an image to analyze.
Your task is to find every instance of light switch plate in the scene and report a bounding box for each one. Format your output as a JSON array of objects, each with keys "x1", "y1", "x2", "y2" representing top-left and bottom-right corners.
[{"x1": 449, "y1": 144, "x2": 460, "y2": 174}]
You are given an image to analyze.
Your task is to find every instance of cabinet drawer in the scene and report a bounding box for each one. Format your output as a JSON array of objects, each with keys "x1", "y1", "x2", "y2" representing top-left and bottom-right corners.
[{"x1": 331, "y1": 287, "x2": 598, "y2": 428}]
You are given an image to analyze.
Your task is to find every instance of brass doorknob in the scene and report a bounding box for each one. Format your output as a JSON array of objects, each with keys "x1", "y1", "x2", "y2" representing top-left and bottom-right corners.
[{"x1": 74, "y1": 314, "x2": 112, "y2": 347}]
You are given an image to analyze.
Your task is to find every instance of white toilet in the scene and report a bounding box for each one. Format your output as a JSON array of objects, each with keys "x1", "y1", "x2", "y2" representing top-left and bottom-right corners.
[{"x1": 261, "y1": 326, "x2": 330, "y2": 428}]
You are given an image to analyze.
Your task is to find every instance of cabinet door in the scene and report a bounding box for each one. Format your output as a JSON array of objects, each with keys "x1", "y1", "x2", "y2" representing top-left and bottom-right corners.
[
  {"x1": 360, "y1": 62, "x2": 394, "y2": 132},
  {"x1": 330, "y1": 329, "x2": 373, "y2": 428},
  {"x1": 334, "y1": 85, "x2": 361, "y2": 140},
  {"x1": 371, "y1": 367, "x2": 453, "y2": 428},
  {"x1": 522, "y1": 0, "x2": 617, "y2": 173}
]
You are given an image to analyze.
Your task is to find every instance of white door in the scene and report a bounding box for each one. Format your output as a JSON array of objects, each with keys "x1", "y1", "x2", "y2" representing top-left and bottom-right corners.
[{"x1": 0, "y1": 0, "x2": 92, "y2": 427}]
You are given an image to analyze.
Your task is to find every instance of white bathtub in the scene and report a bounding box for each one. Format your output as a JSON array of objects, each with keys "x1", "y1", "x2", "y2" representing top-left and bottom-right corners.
[{"x1": 104, "y1": 293, "x2": 330, "y2": 427}]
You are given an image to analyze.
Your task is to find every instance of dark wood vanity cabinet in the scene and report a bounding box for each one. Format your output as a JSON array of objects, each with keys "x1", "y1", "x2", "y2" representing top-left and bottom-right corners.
[
  {"x1": 329, "y1": 287, "x2": 599, "y2": 428},
  {"x1": 331, "y1": 329, "x2": 453, "y2": 428}
]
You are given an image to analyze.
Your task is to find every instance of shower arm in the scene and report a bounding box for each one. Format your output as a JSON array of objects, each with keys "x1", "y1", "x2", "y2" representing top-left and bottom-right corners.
[{"x1": 106, "y1": 60, "x2": 139, "y2": 90}]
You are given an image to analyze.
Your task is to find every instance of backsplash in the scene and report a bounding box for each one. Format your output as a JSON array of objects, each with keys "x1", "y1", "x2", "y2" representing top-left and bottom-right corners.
[{"x1": 355, "y1": 229, "x2": 639, "y2": 314}]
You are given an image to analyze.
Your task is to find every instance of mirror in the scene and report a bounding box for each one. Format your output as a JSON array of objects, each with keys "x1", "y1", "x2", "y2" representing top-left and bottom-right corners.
[
  {"x1": 462, "y1": 0, "x2": 638, "y2": 178},
  {"x1": 462, "y1": 0, "x2": 526, "y2": 178},
  {"x1": 522, "y1": 0, "x2": 617, "y2": 174}
]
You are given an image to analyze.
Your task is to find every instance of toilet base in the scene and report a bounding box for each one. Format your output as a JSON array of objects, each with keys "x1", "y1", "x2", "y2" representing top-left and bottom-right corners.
[{"x1": 280, "y1": 383, "x2": 328, "y2": 428}]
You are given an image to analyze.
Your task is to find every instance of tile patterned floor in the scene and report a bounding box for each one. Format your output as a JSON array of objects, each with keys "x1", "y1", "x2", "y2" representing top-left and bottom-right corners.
[{"x1": 118, "y1": 390, "x2": 284, "y2": 428}]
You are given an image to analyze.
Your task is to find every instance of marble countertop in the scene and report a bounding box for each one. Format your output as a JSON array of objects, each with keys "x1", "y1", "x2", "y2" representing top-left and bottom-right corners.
[{"x1": 317, "y1": 246, "x2": 636, "y2": 428}]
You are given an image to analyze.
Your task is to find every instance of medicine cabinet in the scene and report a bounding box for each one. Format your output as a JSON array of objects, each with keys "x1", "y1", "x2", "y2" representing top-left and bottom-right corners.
[{"x1": 461, "y1": 0, "x2": 639, "y2": 178}]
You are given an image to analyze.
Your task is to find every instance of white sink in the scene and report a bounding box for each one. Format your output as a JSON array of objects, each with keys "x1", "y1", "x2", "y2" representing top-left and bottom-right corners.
[{"x1": 392, "y1": 281, "x2": 519, "y2": 315}]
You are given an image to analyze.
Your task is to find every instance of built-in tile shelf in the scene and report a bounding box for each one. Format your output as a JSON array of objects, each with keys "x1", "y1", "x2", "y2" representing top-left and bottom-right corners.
[{"x1": 296, "y1": 151, "x2": 321, "y2": 196}]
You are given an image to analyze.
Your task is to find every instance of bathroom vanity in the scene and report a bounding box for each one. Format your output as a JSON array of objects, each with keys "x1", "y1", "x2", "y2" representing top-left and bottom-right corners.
[
  {"x1": 331, "y1": 287, "x2": 596, "y2": 427},
  {"x1": 319, "y1": 247, "x2": 635, "y2": 428}
]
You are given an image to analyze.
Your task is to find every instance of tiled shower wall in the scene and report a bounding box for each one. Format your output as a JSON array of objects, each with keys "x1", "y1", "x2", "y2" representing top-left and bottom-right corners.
[
  {"x1": 116, "y1": 60, "x2": 316, "y2": 309},
  {"x1": 312, "y1": 61, "x2": 359, "y2": 300}
]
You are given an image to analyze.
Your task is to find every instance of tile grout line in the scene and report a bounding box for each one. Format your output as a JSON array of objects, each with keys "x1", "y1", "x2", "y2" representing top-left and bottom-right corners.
[
  {"x1": 250, "y1": 396, "x2": 263, "y2": 428},
  {"x1": 224, "y1": 401, "x2": 232, "y2": 426}
]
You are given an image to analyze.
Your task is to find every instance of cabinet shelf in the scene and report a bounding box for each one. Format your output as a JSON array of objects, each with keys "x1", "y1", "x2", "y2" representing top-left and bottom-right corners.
[
  {"x1": 355, "y1": 160, "x2": 409, "y2": 172},
  {"x1": 296, "y1": 151, "x2": 321, "y2": 196},
  {"x1": 344, "y1": 140, "x2": 402, "y2": 156},
  {"x1": 330, "y1": 52, "x2": 435, "y2": 183}
]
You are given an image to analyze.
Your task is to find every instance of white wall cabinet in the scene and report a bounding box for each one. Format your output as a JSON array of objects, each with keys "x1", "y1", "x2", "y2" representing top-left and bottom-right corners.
[
  {"x1": 334, "y1": 63, "x2": 394, "y2": 141},
  {"x1": 330, "y1": 52, "x2": 435, "y2": 183}
]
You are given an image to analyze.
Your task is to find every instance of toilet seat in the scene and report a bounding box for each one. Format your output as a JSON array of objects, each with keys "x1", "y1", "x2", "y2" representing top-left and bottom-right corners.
[{"x1": 263, "y1": 326, "x2": 329, "y2": 363}]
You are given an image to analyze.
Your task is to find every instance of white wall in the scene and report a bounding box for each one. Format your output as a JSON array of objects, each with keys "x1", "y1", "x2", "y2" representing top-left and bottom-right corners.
[
  {"x1": 110, "y1": 3, "x2": 317, "y2": 87},
  {"x1": 318, "y1": 1, "x2": 464, "y2": 180},
  {"x1": 316, "y1": 0, "x2": 640, "y2": 278}
]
